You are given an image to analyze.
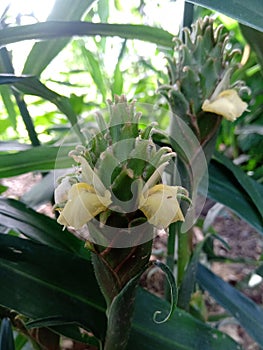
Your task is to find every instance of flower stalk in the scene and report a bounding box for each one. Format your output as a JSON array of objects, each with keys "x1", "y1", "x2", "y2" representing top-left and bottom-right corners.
[
  {"x1": 158, "y1": 17, "x2": 248, "y2": 301},
  {"x1": 55, "y1": 96, "x2": 190, "y2": 349}
]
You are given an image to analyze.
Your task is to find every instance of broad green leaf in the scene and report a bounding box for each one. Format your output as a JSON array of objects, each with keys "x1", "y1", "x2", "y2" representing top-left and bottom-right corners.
[
  {"x1": 197, "y1": 263, "x2": 263, "y2": 346},
  {"x1": 0, "y1": 235, "x2": 241, "y2": 350},
  {"x1": 23, "y1": 0, "x2": 95, "y2": 76},
  {"x1": 205, "y1": 158, "x2": 263, "y2": 234},
  {"x1": 0, "y1": 318, "x2": 15, "y2": 350},
  {"x1": 0, "y1": 235, "x2": 107, "y2": 340},
  {"x1": 0, "y1": 198, "x2": 87, "y2": 257},
  {"x1": 130, "y1": 289, "x2": 241, "y2": 350},
  {"x1": 105, "y1": 271, "x2": 142, "y2": 350},
  {"x1": 186, "y1": 0, "x2": 263, "y2": 32},
  {"x1": 0, "y1": 146, "x2": 72, "y2": 178},
  {"x1": 0, "y1": 22, "x2": 174, "y2": 48},
  {"x1": 214, "y1": 151, "x2": 263, "y2": 218},
  {"x1": 240, "y1": 24, "x2": 263, "y2": 68}
]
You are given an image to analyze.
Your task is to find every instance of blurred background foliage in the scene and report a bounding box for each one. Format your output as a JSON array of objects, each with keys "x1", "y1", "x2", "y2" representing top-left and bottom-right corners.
[
  {"x1": 0, "y1": 0, "x2": 262, "y2": 182},
  {"x1": 0, "y1": 0, "x2": 263, "y2": 349}
]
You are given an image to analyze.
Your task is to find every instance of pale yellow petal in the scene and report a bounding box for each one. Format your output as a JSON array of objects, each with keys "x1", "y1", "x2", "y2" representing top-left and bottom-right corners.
[
  {"x1": 139, "y1": 184, "x2": 184, "y2": 229},
  {"x1": 202, "y1": 89, "x2": 247, "y2": 121},
  {"x1": 57, "y1": 183, "x2": 111, "y2": 229}
]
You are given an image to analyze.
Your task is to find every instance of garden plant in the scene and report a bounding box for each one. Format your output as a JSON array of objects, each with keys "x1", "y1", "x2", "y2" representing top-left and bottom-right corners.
[{"x1": 0, "y1": 1, "x2": 263, "y2": 349}]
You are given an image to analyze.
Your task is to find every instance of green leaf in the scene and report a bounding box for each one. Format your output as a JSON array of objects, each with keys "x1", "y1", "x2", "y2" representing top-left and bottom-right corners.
[
  {"x1": 214, "y1": 151, "x2": 263, "y2": 218},
  {"x1": 0, "y1": 235, "x2": 107, "y2": 340},
  {"x1": 205, "y1": 157, "x2": 263, "y2": 234},
  {"x1": 0, "y1": 22, "x2": 174, "y2": 48},
  {"x1": 0, "y1": 85, "x2": 17, "y2": 131},
  {"x1": 23, "y1": 0, "x2": 96, "y2": 76},
  {"x1": 186, "y1": 0, "x2": 263, "y2": 32},
  {"x1": 197, "y1": 263, "x2": 263, "y2": 346},
  {"x1": 0, "y1": 146, "x2": 73, "y2": 178},
  {"x1": 0, "y1": 235, "x2": 241, "y2": 350},
  {"x1": 0, "y1": 318, "x2": 15, "y2": 350},
  {"x1": 240, "y1": 24, "x2": 263, "y2": 68},
  {"x1": 178, "y1": 236, "x2": 209, "y2": 310},
  {"x1": 0, "y1": 74, "x2": 79, "y2": 129},
  {"x1": 130, "y1": 288, "x2": 241, "y2": 350},
  {"x1": 112, "y1": 40, "x2": 126, "y2": 96},
  {"x1": 0, "y1": 198, "x2": 87, "y2": 257},
  {"x1": 78, "y1": 42, "x2": 107, "y2": 101},
  {"x1": 104, "y1": 272, "x2": 142, "y2": 350}
]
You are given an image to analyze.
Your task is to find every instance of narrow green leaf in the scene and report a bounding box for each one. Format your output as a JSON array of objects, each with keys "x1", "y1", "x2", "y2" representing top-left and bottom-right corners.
[
  {"x1": 0, "y1": 198, "x2": 87, "y2": 257},
  {"x1": 0, "y1": 146, "x2": 73, "y2": 178},
  {"x1": 0, "y1": 318, "x2": 15, "y2": 350},
  {"x1": 178, "y1": 236, "x2": 209, "y2": 310},
  {"x1": 197, "y1": 263, "x2": 263, "y2": 346},
  {"x1": 112, "y1": 40, "x2": 126, "y2": 96},
  {"x1": 186, "y1": 0, "x2": 263, "y2": 32},
  {"x1": 79, "y1": 42, "x2": 107, "y2": 101},
  {"x1": 0, "y1": 22, "x2": 174, "y2": 48},
  {"x1": 0, "y1": 74, "x2": 79, "y2": 129},
  {"x1": 0, "y1": 85, "x2": 17, "y2": 130},
  {"x1": 23, "y1": 0, "x2": 96, "y2": 75}
]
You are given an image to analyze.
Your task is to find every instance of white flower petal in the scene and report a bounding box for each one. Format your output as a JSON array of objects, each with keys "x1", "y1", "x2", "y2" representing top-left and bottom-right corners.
[
  {"x1": 54, "y1": 176, "x2": 73, "y2": 204},
  {"x1": 202, "y1": 89, "x2": 247, "y2": 121},
  {"x1": 57, "y1": 183, "x2": 111, "y2": 229},
  {"x1": 139, "y1": 184, "x2": 185, "y2": 229}
]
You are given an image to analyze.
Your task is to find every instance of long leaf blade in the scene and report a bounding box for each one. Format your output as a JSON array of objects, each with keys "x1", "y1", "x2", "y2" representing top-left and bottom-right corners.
[
  {"x1": 0, "y1": 22, "x2": 174, "y2": 48},
  {"x1": 0, "y1": 198, "x2": 86, "y2": 256},
  {"x1": 0, "y1": 235, "x2": 241, "y2": 350},
  {"x1": 197, "y1": 263, "x2": 263, "y2": 346},
  {"x1": 0, "y1": 235, "x2": 107, "y2": 339},
  {"x1": 0, "y1": 146, "x2": 72, "y2": 178},
  {"x1": 0, "y1": 318, "x2": 15, "y2": 350},
  {"x1": 22, "y1": 0, "x2": 95, "y2": 75},
  {"x1": 205, "y1": 158, "x2": 263, "y2": 234},
  {"x1": 186, "y1": 0, "x2": 263, "y2": 32}
]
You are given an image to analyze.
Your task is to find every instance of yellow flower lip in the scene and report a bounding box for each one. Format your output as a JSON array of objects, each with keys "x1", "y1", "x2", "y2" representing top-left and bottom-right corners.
[
  {"x1": 202, "y1": 89, "x2": 248, "y2": 121},
  {"x1": 138, "y1": 184, "x2": 187, "y2": 229},
  {"x1": 57, "y1": 182, "x2": 112, "y2": 229}
]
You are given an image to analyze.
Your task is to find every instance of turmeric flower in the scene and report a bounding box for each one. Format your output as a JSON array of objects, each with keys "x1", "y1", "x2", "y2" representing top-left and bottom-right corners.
[
  {"x1": 55, "y1": 156, "x2": 112, "y2": 229},
  {"x1": 139, "y1": 184, "x2": 187, "y2": 229},
  {"x1": 57, "y1": 183, "x2": 111, "y2": 229},
  {"x1": 202, "y1": 89, "x2": 247, "y2": 121}
]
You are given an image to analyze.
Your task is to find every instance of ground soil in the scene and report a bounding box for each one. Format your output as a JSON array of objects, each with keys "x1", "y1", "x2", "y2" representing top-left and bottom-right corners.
[{"x1": 1, "y1": 174, "x2": 263, "y2": 350}]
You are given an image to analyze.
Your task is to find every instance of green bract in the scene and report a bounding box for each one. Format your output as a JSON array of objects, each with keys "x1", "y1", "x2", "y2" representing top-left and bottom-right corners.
[
  {"x1": 55, "y1": 95, "x2": 190, "y2": 233},
  {"x1": 159, "y1": 17, "x2": 247, "y2": 144}
]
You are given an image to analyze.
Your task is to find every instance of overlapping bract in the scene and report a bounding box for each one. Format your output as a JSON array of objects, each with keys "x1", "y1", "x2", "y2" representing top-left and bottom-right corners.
[
  {"x1": 55, "y1": 96, "x2": 190, "y2": 231},
  {"x1": 159, "y1": 17, "x2": 248, "y2": 142}
]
